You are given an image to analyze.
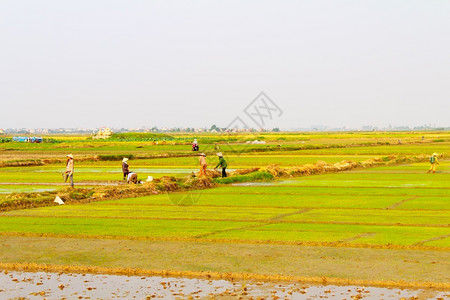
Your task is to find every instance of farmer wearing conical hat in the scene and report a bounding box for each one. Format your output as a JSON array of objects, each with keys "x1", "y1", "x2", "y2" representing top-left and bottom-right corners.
[
  {"x1": 427, "y1": 153, "x2": 439, "y2": 173},
  {"x1": 192, "y1": 138, "x2": 199, "y2": 151},
  {"x1": 214, "y1": 152, "x2": 228, "y2": 178},
  {"x1": 122, "y1": 157, "x2": 130, "y2": 180},
  {"x1": 63, "y1": 154, "x2": 74, "y2": 187},
  {"x1": 198, "y1": 153, "x2": 207, "y2": 176}
]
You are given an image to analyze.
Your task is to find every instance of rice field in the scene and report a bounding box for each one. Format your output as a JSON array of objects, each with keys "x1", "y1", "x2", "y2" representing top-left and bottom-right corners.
[
  {"x1": 0, "y1": 131, "x2": 449, "y2": 294},
  {"x1": 1, "y1": 162, "x2": 448, "y2": 247}
]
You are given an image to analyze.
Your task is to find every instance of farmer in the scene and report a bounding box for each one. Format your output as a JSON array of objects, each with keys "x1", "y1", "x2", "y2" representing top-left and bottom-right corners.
[
  {"x1": 127, "y1": 171, "x2": 138, "y2": 184},
  {"x1": 192, "y1": 139, "x2": 199, "y2": 151},
  {"x1": 122, "y1": 157, "x2": 130, "y2": 180},
  {"x1": 63, "y1": 154, "x2": 74, "y2": 187},
  {"x1": 427, "y1": 153, "x2": 439, "y2": 173},
  {"x1": 199, "y1": 153, "x2": 207, "y2": 176},
  {"x1": 214, "y1": 152, "x2": 228, "y2": 178}
]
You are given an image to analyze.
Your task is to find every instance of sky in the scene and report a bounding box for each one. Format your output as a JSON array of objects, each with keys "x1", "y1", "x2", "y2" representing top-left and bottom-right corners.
[{"x1": 1, "y1": 0, "x2": 449, "y2": 130}]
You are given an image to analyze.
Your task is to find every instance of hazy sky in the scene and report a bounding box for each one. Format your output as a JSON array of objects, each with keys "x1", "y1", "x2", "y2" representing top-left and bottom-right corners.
[{"x1": 1, "y1": 0, "x2": 449, "y2": 129}]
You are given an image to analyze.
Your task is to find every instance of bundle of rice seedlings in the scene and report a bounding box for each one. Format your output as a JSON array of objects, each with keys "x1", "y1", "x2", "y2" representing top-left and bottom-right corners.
[
  {"x1": 204, "y1": 170, "x2": 221, "y2": 178},
  {"x1": 302, "y1": 164, "x2": 320, "y2": 175},
  {"x1": 260, "y1": 165, "x2": 287, "y2": 177},
  {"x1": 230, "y1": 168, "x2": 260, "y2": 176},
  {"x1": 333, "y1": 160, "x2": 358, "y2": 171},
  {"x1": 323, "y1": 164, "x2": 339, "y2": 172},
  {"x1": 158, "y1": 176, "x2": 180, "y2": 191},
  {"x1": 183, "y1": 177, "x2": 215, "y2": 189}
]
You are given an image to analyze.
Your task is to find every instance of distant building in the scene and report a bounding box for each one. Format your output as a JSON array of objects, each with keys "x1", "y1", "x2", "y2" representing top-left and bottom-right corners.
[
  {"x1": 12, "y1": 136, "x2": 43, "y2": 143},
  {"x1": 93, "y1": 127, "x2": 113, "y2": 139}
]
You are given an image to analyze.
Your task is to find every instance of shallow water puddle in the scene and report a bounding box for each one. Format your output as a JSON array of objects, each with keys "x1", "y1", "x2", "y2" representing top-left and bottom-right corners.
[
  {"x1": 32, "y1": 168, "x2": 235, "y2": 174},
  {"x1": 0, "y1": 186, "x2": 58, "y2": 194},
  {"x1": 0, "y1": 270, "x2": 447, "y2": 299}
]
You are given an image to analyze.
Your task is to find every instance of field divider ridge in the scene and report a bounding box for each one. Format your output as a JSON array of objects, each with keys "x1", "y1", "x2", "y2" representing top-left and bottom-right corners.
[
  {"x1": 386, "y1": 196, "x2": 419, "y2": 209},
  {"x1": 413, "y1": 234, "x2": 450, "y2": 246}
]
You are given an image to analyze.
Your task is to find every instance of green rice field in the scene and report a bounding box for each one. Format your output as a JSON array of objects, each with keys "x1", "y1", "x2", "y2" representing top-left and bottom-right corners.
[
  {"x1": 1, "y1": 162, "x2": 448, "y2": 247},
  {"x1": 0, "y1": 132, "x2": 449, "y2": 286}
]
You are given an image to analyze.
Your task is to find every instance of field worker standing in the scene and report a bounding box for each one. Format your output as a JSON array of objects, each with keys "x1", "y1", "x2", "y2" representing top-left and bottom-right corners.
[
  {"x1": 122, "y1": 158, "x2": 130, "y2": 180},
  {"x1": 214, "y1": 152, "x2": 228, "y2": 178},
  {"x1": 427, "y1": 153, "x2": 439, "y2": 173},
  {"x1": 63, "y1": 154, "x2": 74, "y2": 187},
  {"x1": 199, "y1": 153, "x2": 207, "y2": 176}
]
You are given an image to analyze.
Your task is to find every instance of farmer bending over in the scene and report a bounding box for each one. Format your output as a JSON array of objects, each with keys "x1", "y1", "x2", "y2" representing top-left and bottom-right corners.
[
  {"x1": 127, "y1": 172, "x2": 138, "y2": 184},
  {"x1": 214, "y1": 152, "x2": 228, "y2": 178}
]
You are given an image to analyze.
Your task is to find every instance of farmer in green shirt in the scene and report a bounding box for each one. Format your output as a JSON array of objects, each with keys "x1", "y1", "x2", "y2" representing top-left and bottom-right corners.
[
  {"x1": 427, "y1": 153, "x2": 439, "y2": 173},
  {"x1": 214, "y1": 152, "x2": 228, "y2": 178}
]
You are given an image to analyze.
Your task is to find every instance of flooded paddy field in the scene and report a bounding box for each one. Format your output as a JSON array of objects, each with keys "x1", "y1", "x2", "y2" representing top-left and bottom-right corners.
[
  {"x1": 1, "y1": 133, "x2": 449, "y2": 299},
  {"x1": 0, "y1": 166, "x2": 198, "y2": 184},
  {"x1": 1, "y1": 270, "x2": 448, "y2": 299},
  {"x1": 0, "y1": 185, "x2": 59, "y2": 194}
]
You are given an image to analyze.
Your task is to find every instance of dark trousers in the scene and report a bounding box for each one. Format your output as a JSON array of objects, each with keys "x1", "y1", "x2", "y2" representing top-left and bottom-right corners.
[{"x1": 222, "y1": 168, "x2": 227, "y2": 178}]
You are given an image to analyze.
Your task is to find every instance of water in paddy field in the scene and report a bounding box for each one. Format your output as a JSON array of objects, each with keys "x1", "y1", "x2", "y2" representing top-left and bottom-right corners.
[
  {"x1": 32, "y1": 168, "x2": 202, "y2": 174},
  {"x1": 0, "y1": 270, "x2": 448, "y2": 299},
  {"x1": 0, "y1": 186, "x2": 59, "y2": 194}
]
